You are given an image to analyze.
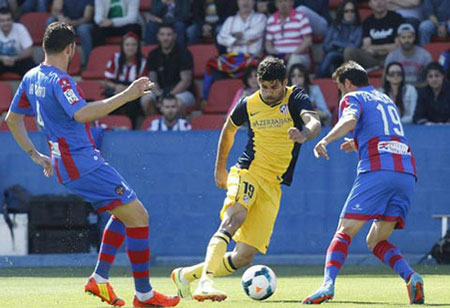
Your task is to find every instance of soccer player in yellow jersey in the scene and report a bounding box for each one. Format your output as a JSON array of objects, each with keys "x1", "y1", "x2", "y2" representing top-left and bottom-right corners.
[{"x1": 171, "y1": 57, "x2": 322, "y2": 302}]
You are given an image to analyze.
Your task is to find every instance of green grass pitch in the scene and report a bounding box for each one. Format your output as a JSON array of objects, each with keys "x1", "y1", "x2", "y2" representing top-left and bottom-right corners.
[{"x1": 1, "y1": 265, "x2": 450, "y2": 307}]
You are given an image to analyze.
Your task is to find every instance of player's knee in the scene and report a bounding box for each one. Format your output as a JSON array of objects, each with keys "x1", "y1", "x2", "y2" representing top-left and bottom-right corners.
[
  {"x1": 366, "y1": 233, "x2": 378, "y2": 251},
  {"x1": 220, "y1": 208, "x2": 247, "y2": 234},
  {"x1": 126, "y1": 199, "x2": 149, "y2": 227}
]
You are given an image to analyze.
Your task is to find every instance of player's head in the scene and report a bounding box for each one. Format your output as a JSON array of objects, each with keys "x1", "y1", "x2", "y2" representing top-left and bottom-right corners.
[
  {"x1": 160, "y1": 94, "x2": 179, "y2": 122},
  {"x1": 0, "y1": 8, "x2": 13, "y2": 34},
  {"x1": 257, "y1": 57, "x2": 287, "y2": 105},
  {"x1": 332, "y1": 61, "x2": 369, "y2": 95},
  {"x1": 43, "y1": 22, "x2": 76, "y2": 67}
]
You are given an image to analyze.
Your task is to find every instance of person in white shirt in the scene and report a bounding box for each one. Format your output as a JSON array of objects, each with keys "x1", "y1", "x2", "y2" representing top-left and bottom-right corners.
[
  {"x1": 0, "y1": 8, "x2": 35, "y2": 76},
  {"x1": 148, "y1": 94, "x2": 191, "y2": 131},
  {"x1": 217, "y1": 0, "x2": 266, "y2": 55}
]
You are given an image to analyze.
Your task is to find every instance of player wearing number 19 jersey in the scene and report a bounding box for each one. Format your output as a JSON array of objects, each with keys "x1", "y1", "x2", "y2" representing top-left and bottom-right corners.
[{"x1": 303, "y1": 61, "x2": 424, "y2": 305}]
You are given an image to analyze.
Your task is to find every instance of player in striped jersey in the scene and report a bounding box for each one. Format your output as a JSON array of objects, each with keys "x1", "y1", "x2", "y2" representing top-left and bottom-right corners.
[{"x1": 302, "y1": 61, "x2": 424, "y2": 305}]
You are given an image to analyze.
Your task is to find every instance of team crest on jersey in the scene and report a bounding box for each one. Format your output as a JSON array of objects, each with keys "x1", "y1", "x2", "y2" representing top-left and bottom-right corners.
[
  {"x1": 280, "y1": 105, "x2": 289, "y2": 115},
  {"x1": 115, "y1": 185, "x2": 125, "y2": 195}
]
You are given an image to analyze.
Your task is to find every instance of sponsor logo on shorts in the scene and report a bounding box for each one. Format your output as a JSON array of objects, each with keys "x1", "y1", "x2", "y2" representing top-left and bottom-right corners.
[
  {"x1": 115, "y1": 185, "x2": 125, "y2": 195},
  {"x1": 377, "y1": 141, "x2": 410, "y2": 155}
]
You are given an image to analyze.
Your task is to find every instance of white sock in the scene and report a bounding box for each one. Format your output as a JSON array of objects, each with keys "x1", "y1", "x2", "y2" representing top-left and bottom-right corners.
[
  {"x1": 92, "y1": 273, "x2": 108, "y2": 283},
  {"x1": 179, "y1": 269, "x2": 188, "y2": 285},
  {"x1": 136, "y1": 289, "x2": 154, "y2": 302}
]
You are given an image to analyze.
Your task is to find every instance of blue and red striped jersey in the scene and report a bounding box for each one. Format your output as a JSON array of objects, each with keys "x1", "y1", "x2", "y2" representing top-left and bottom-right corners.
[
  {"x1": 9, "y1": 64, "x2": 104, "y2": 183},
  {"x1": 339, "y1": 86, "x2": 416, "y2": 177}
]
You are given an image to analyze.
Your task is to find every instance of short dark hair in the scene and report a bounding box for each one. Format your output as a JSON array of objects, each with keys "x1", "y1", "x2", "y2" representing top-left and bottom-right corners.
[
  {"x1": 424, "y1": 61, "x2": 445, "y2": 77},
  {"x1": 332, "y1": 61, "x2": 369, "y2": 87},
  {"x1": 162, "y1": 94, "x2": 177, "y2": 103},
  {"x1": 0, "y1": 8, "x2": 12, "y2": 16},
  {"x1": 43, "y1": 22, "x2": 76, "y2": 54},
  {"x1": 257, "y1": 57, "x2": 286, "y2": 83},
  {"x1": 158, "y1": 22, "x2": 175, "y2": 33}
]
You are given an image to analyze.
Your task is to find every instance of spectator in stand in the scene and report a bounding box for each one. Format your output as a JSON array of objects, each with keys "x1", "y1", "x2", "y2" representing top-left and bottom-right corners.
[
  {"x1": 20, "y1": 0, "x2": 50, "y2": 14},
  {"x1": 316, "y1": 0, "x2": 362, "y2": 78},
  {"x1": 265, "y1": 0, "x2": 312, "y2": 70},
  {"x1": 256, "y1": 0, "x2": 275, "y2": 16},
  {"x1": 202, "y1": 0, "x2": 265, "y2": 101},
  {"x1": 418, "y1": 0, "x2": 450, "y2": 46},
  {"x1": 227, "y1": 64, "x2": 258, "y2": 115},
  {"x1": 141, "y1": 23, "x2": 195, "y2": 115},
  {"x1": 344, "y1": 0, "x2": 402, "y2": 70},
  {"x1": 47, "y1": 0, "x2": 94, "y2": 66},
  {"x1": 187, "y1": 0, "x2": 238, "y2": 47},
  {"x1": 288, "y1": 63, "x2": 331, "y2": 125},
  {"x1": 92, "y1": 0, "x2": 141, "y2": 47},
  {"x1": 387, "y1": 0, "x2": 422, "y2": 29},
  {"x1": 385, "y1": 23, "x2": 432, "y2": 86},
  {"x1": 439, "y1": 49, "x2": 450, "y2": 80},
  {"x1": 380, "y1": 62, "x2": 417, "y2": 124},
  {"x1": 103, "y1": 31, "x2": 147, "y2": 128},
  {"x1": 0, "y1": 0, "x2": 18, "y2": 19},
  {"x1": 147, "y1": 94, "x2": 191, "y2": 131},
  {"x1": 295, "y1": 0, "x2": 331, "y2": 36},
  {"x1": 0, "y1": 8, "x2": 34, "y2": 76},
  {"x1": 414, "y1": 62, "x2": 450, "y2": 124},
  {"x1": 144, "y1": 0, "x2": 190, "y2": 47}
]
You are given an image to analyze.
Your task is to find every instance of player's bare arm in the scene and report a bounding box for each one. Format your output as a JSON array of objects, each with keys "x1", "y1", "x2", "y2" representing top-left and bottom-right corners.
[
  {"x1": 214, "y1": 117, "x2": 240, "y2": 189},
  {"x1": 5, "y1": 111, "x2": 53, "y2": 177},
  {"x1": 288, "y1": 112, "x2": 321, "y2": 143},
  {"x1": 313, "y1": 114, "x2": 357, "y2": 160},
  {"x1": 74, "y1": 77, "x2": 154, "y2": 123},
  {"x1": 340, "y1": 137, "x2": 357, "y2": 153}
]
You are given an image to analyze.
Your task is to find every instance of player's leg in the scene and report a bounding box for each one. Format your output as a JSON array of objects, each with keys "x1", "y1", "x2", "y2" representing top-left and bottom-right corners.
[
  {"x1": 302, "y1": 218, "x2": 366, "y2": 304},
  {"x1": 111, "y1": 199, "x2": 180, "y2": 307}
]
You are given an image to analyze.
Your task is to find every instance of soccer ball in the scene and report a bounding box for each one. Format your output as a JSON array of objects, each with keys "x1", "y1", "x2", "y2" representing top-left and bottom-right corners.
[{"x1": 241, "y1": 265, "x2": 277, "y2": 300}]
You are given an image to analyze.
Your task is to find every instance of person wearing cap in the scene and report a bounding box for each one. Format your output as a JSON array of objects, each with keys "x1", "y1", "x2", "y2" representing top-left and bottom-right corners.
[
  {"x1": 103, "y1": 31, "x2": 148, "y2": 128},
  {"x1": 343, "y1": 0, "x2": 403, "y2": 70},
  {"x1": 385, "y1": 23, "x2": 432, "y2": 86}
]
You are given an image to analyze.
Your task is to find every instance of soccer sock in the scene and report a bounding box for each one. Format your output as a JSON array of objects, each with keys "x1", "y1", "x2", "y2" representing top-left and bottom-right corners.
[
  {"x1": 201, "y1": 229, "x2": 232, "y2": 280},
  {"x1": 93, "y1": 215, "x2": 126, "y2": 281},
  {"x1": 372, "y1": 240, "x2": 414, "y2": 282},
  {"x1": 323, "y1": 232, "x2": 352, "y2": 285},
  {"x1": 182, "y1": 252, "x2": 238, "y2": 283},
  {"x1": 126, "y1": 226, "x2": 152, "y2": 296}
]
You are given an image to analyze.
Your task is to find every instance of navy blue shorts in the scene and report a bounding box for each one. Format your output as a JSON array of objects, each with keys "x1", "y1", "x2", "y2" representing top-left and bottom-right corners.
[
  {"x1": 340, "y1": 170, "x2": 415, "y2": 229},
  {"x1": 64, "y1": 163, "x2": 137, "y2": 213}
]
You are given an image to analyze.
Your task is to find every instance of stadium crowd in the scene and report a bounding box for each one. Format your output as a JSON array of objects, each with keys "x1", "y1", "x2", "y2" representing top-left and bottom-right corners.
[{"x1": 0, "y1": 0, "x2": 449, "y2": 131}]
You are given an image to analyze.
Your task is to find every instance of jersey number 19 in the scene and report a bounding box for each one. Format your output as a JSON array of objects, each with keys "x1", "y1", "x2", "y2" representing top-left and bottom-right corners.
[{"x1": 376, "y1": 103, "x2": 404, "y2": 136}]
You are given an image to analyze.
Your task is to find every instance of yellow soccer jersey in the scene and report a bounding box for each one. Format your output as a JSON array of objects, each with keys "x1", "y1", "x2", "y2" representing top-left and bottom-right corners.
[{"x1": 229, "y1": 86, "x2": 315, "y2": 186}]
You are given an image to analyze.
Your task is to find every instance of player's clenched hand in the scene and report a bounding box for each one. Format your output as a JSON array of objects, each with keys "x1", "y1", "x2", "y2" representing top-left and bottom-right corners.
[
  {"x1": 126, "y1": 77, "x2": 154, "y2": 100},
  {"x1": 30, "y1": 150, "x2": 53, "y2": 177},
  {"x1": 288, "y1": 127, "x2": 308, "y2": 144},
  {"x1": 313, "y1": 139, "x2": 329, "y2": 160},
  {"x1": 340, "y1": 137, "x2": 357, "y2": 153},
  {"x1": 215, "y1": 167, "x2": 228, "y2": 189}
]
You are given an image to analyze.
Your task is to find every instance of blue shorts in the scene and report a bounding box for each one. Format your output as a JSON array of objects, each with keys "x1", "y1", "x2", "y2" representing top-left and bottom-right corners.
[
  {"x1": 64, "y1": 163, "x2": 137, "y2": 213},
  {"x1": 340, "y1": 170, "x2": 415, "y2": 229}
]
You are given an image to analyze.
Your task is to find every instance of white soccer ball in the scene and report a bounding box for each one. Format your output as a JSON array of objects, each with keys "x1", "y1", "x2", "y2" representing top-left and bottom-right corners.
[{"x1": 241, "y1": 265, "x2": 277, "y2": 300}]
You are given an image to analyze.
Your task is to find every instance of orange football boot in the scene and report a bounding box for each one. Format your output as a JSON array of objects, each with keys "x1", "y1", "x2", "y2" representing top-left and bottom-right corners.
[
  {"x1": 84, "y1": 277, "x2": 125, "y2": 307},
  {"x1": 133, "y1": 291, "x2": 180, "y2": 307}
]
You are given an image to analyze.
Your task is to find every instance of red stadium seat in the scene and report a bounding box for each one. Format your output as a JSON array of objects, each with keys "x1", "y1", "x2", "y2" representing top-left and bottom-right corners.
[
  {"x1": 81, "y1": 45, "x2": 120, "y2": 79},
  {"x1": 140, "y1": 0, "x2": 152, "y2": 11},
  {"x1": 188, "y1": 44, "x2": 218, "y2": 78},
  {"x1": 191, "y1": 114, "x2": 225, "y2": 130},
  {"x1": 358, "y1": 1, "x2": 370, "y2": 9},
  {"x1": 359, "y1": 8, "x2": 372, "y2": 22},
  {"x1": 424, "y1": 42, "x2": 450, "y2": 61},
  {"x1": 0, "y1": 72, "x2": 21, "y2": 81},
  {"x1": 77, "y1": 80, "x2": 105, "y2": 101},
  {"x1": 140, "y1": 115, "x2": 160, "y2": 130},
  {"x1": 98, "y1": 115, "x2": 132, "y2": 130},
  {"x1": 203, "y1": 79, "x2": 243, "y2": 114},
  {"x1": 368, "y1": 68, "x2": 383, "y2": 77},
  {"x1": 313, "y1": 78, "x2": 339, "y2": 112},
  {"x1": 329, "y1": 0, "x2": 342, "y2": 9},
  {"x1": 19, "y1": 12, "x2": 51, "y2": 45},
  {"x1": 0, "y1": 116, "x2": 38, "y2": 131},
  {"x1": 369, "y1": 77, "x2": 382, "y2": 89},
  {"x1": 0, "y1": 82, "x2": 13, "y2": 113},
  {"x1": 105, "y1": 36, "x2": 122, "y2": 44},
  {"x1": 67, "y1": 48, "x2": 81, "y2": 76}
]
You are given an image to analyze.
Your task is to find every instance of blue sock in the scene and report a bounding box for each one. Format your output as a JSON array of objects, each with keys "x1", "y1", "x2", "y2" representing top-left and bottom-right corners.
[
  {"x1": 323, "y1": 232, "x2": 351, "y2": 285},
  {"x1": 373, "y1": 240, "x2": 414, "y2": 282},
  {"x1": 126, "y1": 226, "x2": 152, "y2": 293}
]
